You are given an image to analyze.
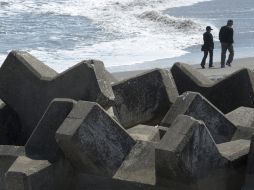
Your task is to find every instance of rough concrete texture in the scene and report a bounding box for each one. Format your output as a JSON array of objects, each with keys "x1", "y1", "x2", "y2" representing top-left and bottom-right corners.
[
  {"x1": 161, "y1": 92, "x2": 236, "y2": 144},
  {"x1": 226, "y1": 107, "x2": 254, "y2": 128},
  {"x1": 25, "y1": 98, "x2": 76, "y2": 162},
  {"x1": 127, "y1": 125, "x2": 160, "y2": 142},
  {"x1": 56, "y1": 100, "x2": 136, "y2": 177},
  {"x1": 0, "y1": 100, "x2": 22, "y2": 145},
  {"x1": 0, "y1": 50, "x2": 115, "y2": 142},
  {"x1": 244, "y1": 135, "x2": 254, "y2": 190},
  {"x1": 171, "y1": 62, "x2": 254, "y2": 113},
  {"x1": 114, "y1": 141, "x2": 156, "y2": 185},
  {"x1": 156, "y1": 115, "x2": 248, "y2": 190},
  {"x1": 5, "y1": 156, "x2": 74, "y2": 190},
  {"x1": 112, "y1": 69, "x2": 178, "y2": 128},
  {"x1": 0, "y1": 146, "x2": 25, "y2": 190}
]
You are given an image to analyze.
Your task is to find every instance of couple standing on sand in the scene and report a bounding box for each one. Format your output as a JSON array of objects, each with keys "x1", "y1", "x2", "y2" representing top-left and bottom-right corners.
[{"x1": 201, "y1": 19, "x2": 234, "y2": 69}]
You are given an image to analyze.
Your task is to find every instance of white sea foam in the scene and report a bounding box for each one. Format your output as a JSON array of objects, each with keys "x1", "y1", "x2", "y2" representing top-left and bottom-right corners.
[{"x1": 0, "y1": 0, "x2": 216, "y2": 71}]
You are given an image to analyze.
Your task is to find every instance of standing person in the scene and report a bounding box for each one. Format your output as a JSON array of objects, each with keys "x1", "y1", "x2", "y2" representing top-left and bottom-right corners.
[
  {"x1": 219, "y1": 19, "x2": 234, "y2": 68},
  {"x1": 201, "y1": 26, "x2": 214, "y2": 69}
]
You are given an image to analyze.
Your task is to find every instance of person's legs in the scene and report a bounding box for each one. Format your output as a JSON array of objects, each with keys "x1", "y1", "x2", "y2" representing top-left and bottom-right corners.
[
  {"x1": 226, "y1": 44, "x2": 234, "y2": 66},
  {"x1": 221, "y1": 43, "x2": 227, "y2": 67},
  {"x1": 208, "y1": 49, "x2": 213, "y2": 67},
  {"x1": 201, "y1": 50, "x2": 208, "y2": 68}
]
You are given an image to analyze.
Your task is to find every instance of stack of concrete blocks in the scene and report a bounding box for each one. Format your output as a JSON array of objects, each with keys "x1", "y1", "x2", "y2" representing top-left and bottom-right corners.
[
  {"x1": 0, "y1": 51, "x2": 254, "y2": 190},
  {"x1": 171, "y1": 62, "x2": 254, "y2": 113},
  {"x1": 0, "y1": 51, "x2": 115, "y2": 143}
]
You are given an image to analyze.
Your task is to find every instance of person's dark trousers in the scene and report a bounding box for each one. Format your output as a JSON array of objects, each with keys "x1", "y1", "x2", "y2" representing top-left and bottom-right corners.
[
  {"x1": 201, "y1": 49, "x2": 213, "y2": 67},
  {"x1": 221, "y1": 42, "x2": 234, "y2": 67}
]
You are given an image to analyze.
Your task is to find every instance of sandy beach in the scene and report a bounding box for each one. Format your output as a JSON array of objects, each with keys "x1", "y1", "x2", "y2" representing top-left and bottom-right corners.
[{"x1": 112, "y1": 57, "x2": 254, "y2": 81}]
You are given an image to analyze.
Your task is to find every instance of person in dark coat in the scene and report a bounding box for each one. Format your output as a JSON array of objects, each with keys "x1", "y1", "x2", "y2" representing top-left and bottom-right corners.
[
  {"x1": 219, "y1": 19, "x2": 234, "y2": 68},
  {"x1": 201, "y1": 26, "x2": 214, "y2": 69}
]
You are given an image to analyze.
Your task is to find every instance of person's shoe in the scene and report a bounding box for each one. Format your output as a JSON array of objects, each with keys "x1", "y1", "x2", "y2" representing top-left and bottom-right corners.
[
  {"x1": 201, "y1": 64, "x2": 205, "y2": 69},
  {"x1": 221, "y1": 65, "x2": 225, "y2": 68},
  {"x1": 226, "y1": 62, "x2": 231, "y2": 67},
  {"x1": 209, "y1": 65, "x2": 214, "y2": 68}
]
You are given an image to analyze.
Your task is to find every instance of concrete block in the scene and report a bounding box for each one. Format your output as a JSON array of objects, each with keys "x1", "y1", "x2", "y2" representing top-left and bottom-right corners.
[
  {"x1": 56, "y1": 101, "x2": 136, "y2": 177},
  {"x1": 114, "y1": 141, "x2": 156, "y2": 185},
  {"x1": 161, "y1": 92, "x2": 236, "y2": 144},
  {"x1": 156, "y1": 115, "x2": 226, "y2": 190},
  {"x1": 112, "y1": 69, "x2": 178, "y2": 128},
  {"x1": 0, "y1": 100, "x2": 22, "y2": 145},
  {"x1": 5, "y1": 156, "x2": 74, "y2": 190},
  {"x1": 25, "y1": 98, "x2": 76, "y2": 162},
  {"x1": 127, "y1": 125, "x2": 160, "y2": 142},
  {"x1": 0, "y1": 51, "x2": 115, "y2": 142},
  {"x1": 243, "y1": 135, "x2": 254, "y2": 190},
  {"x1": 0, "y1": 146, "x2": 24, "y2": 190},
  {"x1": 171, "y1": 62, "x2": 254, "y2": 113},
  {"x1": 226, "y1": 107, "x2": 254, "y2": 128}
]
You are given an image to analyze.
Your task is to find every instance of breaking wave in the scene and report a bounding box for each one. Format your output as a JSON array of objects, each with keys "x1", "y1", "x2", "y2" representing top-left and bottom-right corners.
[{"x1": 0, "y1": 0, "x2": 215, "y2": 71}]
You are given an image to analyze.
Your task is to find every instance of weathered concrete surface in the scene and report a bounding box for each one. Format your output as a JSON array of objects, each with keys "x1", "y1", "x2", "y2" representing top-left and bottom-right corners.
[
  {"x1": 0, "y1": 146, "x2": 25, "y2": 190},
  {"x1": 56, "y1": 101, "x2": 136, "y2": 177},
  {"x1": 217, "y1": 139, "x2": 250, "y2": 161},
  {"x1": 112, "y1": 69, "x2": 178, "y2": 129},
  {"x1": 226, "y1": 107, "x2": 254, "y2": 128},
  {"x1": 171, "y1": 62, "x2": 254, "y2": 113},
  {"x1": 0, "y1": 50, "x2": 115, "y2": 142},
  {"x1": 127, "y1": 125, "x2": 160, "y2": 142},
  {"x1": 73, "y1": 141, "x2": 165, "y2": 190},
  {"x1": 161, "y1": 92, "x2": 236, "y2": 144},
  {"x1": 0, "y1": 100, "x2": 22, "y2": 145},
  {"x1": 156, "y1": 115, "x2": 247, "y2": 190},
  {"x1": 243, "y1": 135, "x2": 254, "y2": 190},
  {"x1": 5, "y1": 156, "x2": 74, "y2": 190},
  {"x1": 25, "y1": 98, "x2": 76, "y2": 162},
  {"x1": 113, "y1": 141, "x2": 156, "y2": 185}
]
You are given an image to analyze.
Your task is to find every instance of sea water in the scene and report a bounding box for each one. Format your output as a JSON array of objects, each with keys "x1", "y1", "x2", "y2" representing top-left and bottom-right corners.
[{"x1": 0, "y1": 0, "x2": 252, "y2": 72}]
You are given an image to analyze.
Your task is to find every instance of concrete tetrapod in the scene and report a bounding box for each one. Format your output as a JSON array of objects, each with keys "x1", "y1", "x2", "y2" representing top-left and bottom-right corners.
[
  {"x1": 0, "y1": 50, "x2": 115, "y2": 143},
  {"x1": 0, "y1": 146, "x2": 25, "y2": 190},
  {"x1": 56, "y1": 100, "x2": 136, "y2": 177},
  {"x1": 156, "y1": 115, "x2": 249, "y2": 190},
  {"x1": 112, "y1": 69, "x2": 178, "y2": 128},
  {"x1": 161, "y1": 91, "x2": 236, "y2": 144},
  {"x1": 25, "y1": 98, "x2": 76, "y2": 162},
  {"x1": 171, "y1": 62, "x2": 254, "y2": 113},
  {"x1": 5, "y1": 156, "x2": 74, "y2": 190},
  {"x1": 0, "y1": 100, "x2": 22, "y2": 145}
]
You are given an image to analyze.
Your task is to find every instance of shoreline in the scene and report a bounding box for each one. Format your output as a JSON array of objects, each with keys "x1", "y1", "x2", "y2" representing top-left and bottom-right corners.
[{"x1": 112, "y1": 56, "x2": 254, "y2": 81}]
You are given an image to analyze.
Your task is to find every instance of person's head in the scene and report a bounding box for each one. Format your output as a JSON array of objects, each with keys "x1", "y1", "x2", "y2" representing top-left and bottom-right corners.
[
  {"x1": 206, "y1": 26, "x2": 213, "y2": 32},
  {"x1": 227, "y1": 19, "x2": 233, "y2": 27}
]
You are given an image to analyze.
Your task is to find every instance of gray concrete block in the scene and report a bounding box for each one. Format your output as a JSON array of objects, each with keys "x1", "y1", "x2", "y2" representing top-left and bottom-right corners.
[
  {"x1": 161, "y1": 92, "x2": 236, "y2": 144},
  {"x1": 56, "y1": 101, "x2": 136, "y2": 177},
  {"x1": 171, "y1": 62, "x2": 254, "y2": 113},
  {"x1": 112, "y1": 69, "x2": 178, "y2": 128},
  {"x1": 156, "y1": 115, "x2": 226, "y2": 190},
  {"x1": 127, "y1": 125, "x2": 160, "y2": 142},
  {"x1": 156, "y1": 115, "x2": 247, "y2": 190},
  {"x1": 0, "y1": 146, "x2": 25, "y2": 190},
  {"x1": 25, "y1": 98, "x2": 76, "y2": 162},
  {"x1": 0, "y1": 101, "x2": 22, "y2": 145},
  {"x1": 114, "y1": 141, "x2": 156, "y2": 185},
  {"x1": 226, "y1": 107, "x2": 254, "y2": 128},
  {"x1": 217, "y1": 139, "x2": 250, "y2": 162},
  {"x1": 5, "y1": 156, "x2": 74, "y2": 190},
  {"x1": 0, "y1": 51, "x2": 115, "y2": 142},
  {"x1": 243, "y1": 135, "x2": 254, "y2": 190}
]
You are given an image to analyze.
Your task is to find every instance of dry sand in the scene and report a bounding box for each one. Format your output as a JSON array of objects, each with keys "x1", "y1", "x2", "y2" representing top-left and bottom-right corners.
[{"x1": 112, "y1": 57, "x2": 254, "y2": 81}]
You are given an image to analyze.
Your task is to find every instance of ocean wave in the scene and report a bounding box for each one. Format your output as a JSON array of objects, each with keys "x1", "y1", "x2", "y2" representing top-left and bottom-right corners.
[{"x1": 138, "y1": 10, "x2": 202, "y2": 30}]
